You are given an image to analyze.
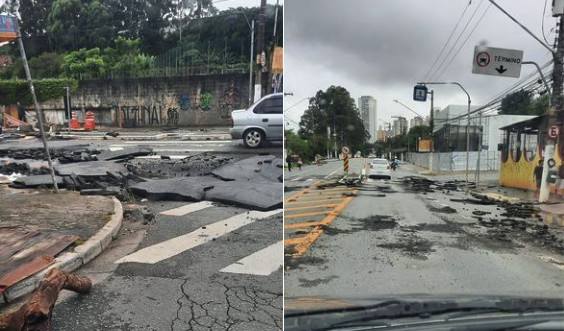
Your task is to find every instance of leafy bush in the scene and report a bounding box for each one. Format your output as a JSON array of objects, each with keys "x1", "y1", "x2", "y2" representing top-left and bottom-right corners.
[{"x1": 0, "y1": 79, "x2": 78, "y2": 106}]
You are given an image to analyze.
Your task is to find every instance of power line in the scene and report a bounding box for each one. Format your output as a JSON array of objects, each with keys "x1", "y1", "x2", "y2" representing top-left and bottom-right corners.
[
  {"x1": 434, "y1": 60, "x2": 554, "y2": 125},
  {"x1": 421, "y1": 0, "x2": 472, "y2": 82},
  {"x1": 542, "y1": 0, "x2": 552, "y2": 46},
  {"x1": 435, "y1": 2, "x2": 491, "y2": 80},
  {"x1": 429, "y1": 0, "x2": 484, "y2": 82}
]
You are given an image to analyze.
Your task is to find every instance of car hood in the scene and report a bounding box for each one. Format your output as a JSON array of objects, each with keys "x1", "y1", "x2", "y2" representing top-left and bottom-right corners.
[{"x1": 285, "y1": 294, "x2": 564, "y2": 315}]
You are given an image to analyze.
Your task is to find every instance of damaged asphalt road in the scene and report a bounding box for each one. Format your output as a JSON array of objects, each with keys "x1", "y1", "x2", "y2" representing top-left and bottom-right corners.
[
  {"x1": 284, "y1": 160, "x2": 564, "y2": 301},
  {"x1": 1, "y1": 139, "x2": 283, "y2": 330}
]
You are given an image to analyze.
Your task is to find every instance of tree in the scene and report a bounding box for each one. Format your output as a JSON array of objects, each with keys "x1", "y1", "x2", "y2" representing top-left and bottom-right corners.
[
  {"x1": 299, "y1": 86, "x2": 369, "y2": 158},
  {"x1": 285, "y1": 129, "x2": 313, "y2": 161},
  {"x1": 407, "y1": 125, "x2": 432, "y2": 152},
  {"x1": 61, "y1": 48, "x2": 106, "y2": 79},
  {"x1": 499, "y1": 90, "x2": 532, "y2": 115},
  {"x1": 530, "y1": 93, "x2": 550, "y2": 116}
]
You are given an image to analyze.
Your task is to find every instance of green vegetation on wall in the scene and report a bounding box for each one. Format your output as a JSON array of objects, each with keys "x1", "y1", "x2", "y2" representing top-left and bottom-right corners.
[{"x1": 0, "y1": 79, "x2": 77, "y2": 106}]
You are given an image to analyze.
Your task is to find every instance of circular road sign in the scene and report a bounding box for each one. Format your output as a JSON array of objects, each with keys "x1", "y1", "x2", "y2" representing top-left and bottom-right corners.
[
  {"x1": 548, "y1": 125, "x2": 560, "y2": 139},
  {"x1": 548, "y1": 158, "x2": 556, "y2": 168},
  {"x1": 476, "y1": 52, "x2": 490, "y2": 67},
  {"x1": 342, "y1": 146, "x2": 350, "y2": 154}
]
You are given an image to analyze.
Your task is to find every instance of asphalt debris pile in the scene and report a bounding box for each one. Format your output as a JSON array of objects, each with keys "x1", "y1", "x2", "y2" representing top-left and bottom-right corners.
[
  {"x1": 0, "y1": 146, "x2": 102, "y2": 163},
  {"x1": 0, "y1": 162, "x2": 50, "y2": 176},
  {"x1": 2, "y1": 147, "x2": 283, "y2": 210},
  {"x1": 126, "y1": 152, "x2": 235, "y2": 178},
  {"x1": 123, "y1": 204, "x2": 155, "y2": 224},
  {"x1": 400, "y1": 176, "x2": 471, "y2": 193},
  {"x1": 130, "y1": 155, "x2": 283, "y2": 210}
]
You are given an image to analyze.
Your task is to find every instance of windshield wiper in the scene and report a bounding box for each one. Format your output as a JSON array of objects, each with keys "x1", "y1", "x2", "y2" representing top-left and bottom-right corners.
[{"x1": 305, "y1": 299, "x2": 564, "y2": 331}]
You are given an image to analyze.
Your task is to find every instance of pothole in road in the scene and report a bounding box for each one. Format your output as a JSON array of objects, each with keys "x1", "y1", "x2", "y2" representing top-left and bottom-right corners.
[
  {"x1": 298, "y1": 275, "x2": 339, "y2": 288},
  {"x1": 319, "y1": 215, "x2": 398, "y2": 236},
  {"x1": 377, "y1": 236, "x2": 436, "y2": 260}
]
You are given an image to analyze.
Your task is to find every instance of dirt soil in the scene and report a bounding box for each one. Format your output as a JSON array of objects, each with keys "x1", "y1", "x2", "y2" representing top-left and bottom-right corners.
[{"x1": 0, "y1": 187, "x2": 114, "y2": 240}]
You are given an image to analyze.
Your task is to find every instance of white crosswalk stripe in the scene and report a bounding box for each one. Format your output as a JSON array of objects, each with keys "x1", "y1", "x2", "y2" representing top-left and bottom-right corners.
[
  {"x1": 115, "y1": 209, "x2": 282, "y2": 265},
  {"x1": 220, "y1": 240, "x2": 283, "y2": 276},
  {"x1": 159, "y1": 201, "x2": 214, "y2": 216}
]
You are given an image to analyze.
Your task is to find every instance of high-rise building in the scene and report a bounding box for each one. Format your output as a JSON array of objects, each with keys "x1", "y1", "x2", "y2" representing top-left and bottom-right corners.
[
  {"x1": 357, "y1": 96, "x2": 377, "y2": 143},
  {"x1": 392, "y1": 117, "x2": 408, "y2": 136},
  {"x1": 410, "y1": 116, "x2": 428, "y2": 128},
  {"x1": 376, "y1": 126, "x2": 387, "y2": 142}
]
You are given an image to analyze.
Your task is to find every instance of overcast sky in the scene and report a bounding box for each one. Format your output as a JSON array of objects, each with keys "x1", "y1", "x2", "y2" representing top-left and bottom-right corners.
[{"x1": 284, "y1": 0, "x2": 555, "y2": 131}]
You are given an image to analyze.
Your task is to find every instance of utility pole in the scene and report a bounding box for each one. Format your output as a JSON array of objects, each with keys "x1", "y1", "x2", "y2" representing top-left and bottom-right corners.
[
  {"x1": 254, "y1": 0, "x2": 266, "y2": 102},
  {"x1": 488, "y1": 0, "x2": 561, "y2": 202},
  {"x1": 15, "y1": 19, "x2": 58, "y2": 192},
  {"x1": 267, "y1": 0, "x2": 280, "y2": 94},
  {"x1": 539, "y1": 13, "x2": 564, "y2": 202}
]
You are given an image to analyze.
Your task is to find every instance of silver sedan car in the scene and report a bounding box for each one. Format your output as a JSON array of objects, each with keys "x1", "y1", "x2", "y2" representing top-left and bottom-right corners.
[{"x1": 229, "y1": 93, "x2": 284, "y2": 148}]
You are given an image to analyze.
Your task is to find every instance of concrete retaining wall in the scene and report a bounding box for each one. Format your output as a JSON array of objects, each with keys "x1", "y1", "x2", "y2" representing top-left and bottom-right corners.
[{"x1": 38, "y1": 74, "x2": 250, "y2": 127}]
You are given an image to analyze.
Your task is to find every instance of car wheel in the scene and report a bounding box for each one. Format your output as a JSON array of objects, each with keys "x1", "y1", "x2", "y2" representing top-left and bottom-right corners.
[{"x1": 243, "y1": 129, "x2": 264, "y2": 148}]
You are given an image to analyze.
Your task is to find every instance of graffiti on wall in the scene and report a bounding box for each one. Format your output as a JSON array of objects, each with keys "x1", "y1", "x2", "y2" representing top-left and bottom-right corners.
[
  {"x1": 219, "y1": 85, "x2": 240, "y2": 119},
  {"x1": 200, "y1": 92, "x2": 212, "y2": 111},
  {"x1": 167, "y1": 108, "x2": 179, "y2": 126},
  {"x1": 118, "y1": 105, "x2": 162, "y2": 127},
  {"x1": 178, "y1": 93, "x2": 190, "y2": 111}
]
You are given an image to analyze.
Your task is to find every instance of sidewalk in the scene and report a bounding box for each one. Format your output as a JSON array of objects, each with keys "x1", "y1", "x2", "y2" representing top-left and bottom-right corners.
[{"x1": 0, "y1": 187, "x2": 122, "y2": 304}]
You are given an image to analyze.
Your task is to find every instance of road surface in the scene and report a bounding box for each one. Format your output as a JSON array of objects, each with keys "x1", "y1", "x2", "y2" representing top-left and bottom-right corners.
[
  {"x1": 284, "y1": 158, "x2": 564, "y2": 301},
  {"x1": 0, "y1": 136, "x2": 283, "y2": 331}
]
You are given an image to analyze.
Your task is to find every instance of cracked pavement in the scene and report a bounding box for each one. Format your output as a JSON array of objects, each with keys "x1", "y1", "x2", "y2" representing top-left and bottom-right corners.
[
  {"x1": 0, "y1": 138, "x2": 288, "y2": 331},
  {"x1": 49, "y1": 200, "x2": 282, "y2": 331}
]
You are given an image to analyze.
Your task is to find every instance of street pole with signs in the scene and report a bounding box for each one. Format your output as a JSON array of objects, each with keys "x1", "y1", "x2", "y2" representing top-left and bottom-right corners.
[{"x1": 415, "y1": 82, "x2": 471, "y2": 185}]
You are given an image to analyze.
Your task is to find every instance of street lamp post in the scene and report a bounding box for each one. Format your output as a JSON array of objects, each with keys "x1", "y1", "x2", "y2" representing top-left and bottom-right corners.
[{"x1": 417, "y1": 82, "x2": 472, "y2": 185}]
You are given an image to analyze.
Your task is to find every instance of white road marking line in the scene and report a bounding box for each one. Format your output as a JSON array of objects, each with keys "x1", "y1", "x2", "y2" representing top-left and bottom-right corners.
[
  {"x1": 115, "y1": 209, "x2": 282, "y2": 264},
  {"x1": 136, "y1": 155, "x2": 187, "y2": 160},
  {"x1": 109, "y1": 147, "x2": 124, "y2": 151},
  {"x1": 325, "y1": 167, "x2": 343, "y2": 178},
  {"x1": 220, "y1": 240, "x2": 283, "y2": 276},
  {"x1": 121, "y1": 141, "x2": 229, "y2": 145},
  {"x1": 285, "y1": 162, "x2": 332, "y2": 179},
  {"x1": 291, "y1": 177, "x2": 302, "y2": 182},
  {"x1": 159, "y1": 201, "x2": 214, "y2": 216}
]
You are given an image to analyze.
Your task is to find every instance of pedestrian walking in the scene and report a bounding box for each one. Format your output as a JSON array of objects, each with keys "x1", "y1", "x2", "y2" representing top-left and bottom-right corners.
[
  {"x1": 533, "y1": 159, "x2": 544, "y2": 194},
  {"x1": 16, "y1": 101, "x2": 25, "y2": 122},
  {"x1": 286, "y1": 154, "x2": 293, "y2": 172},
  {"x1": 297, "y1": 157, "x2": 303, "y2": 171},
  {"x1": 557, "y1": 160, "x2": 564, "y2": 196}
]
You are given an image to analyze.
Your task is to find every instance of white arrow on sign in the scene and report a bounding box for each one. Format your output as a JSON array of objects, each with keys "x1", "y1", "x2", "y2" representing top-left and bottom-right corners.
[
  {"x1": 342, "y1": 146, "x2": 350, "y2": 154},
  {"x1": 472, "y1": 46, "x2": 523, "y2": 78}
]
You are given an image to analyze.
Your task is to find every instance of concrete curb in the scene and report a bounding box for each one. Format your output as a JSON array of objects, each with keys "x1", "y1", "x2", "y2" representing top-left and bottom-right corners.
[{"x1": 1, "y1": 197, "x2": 123, "y2": 304}]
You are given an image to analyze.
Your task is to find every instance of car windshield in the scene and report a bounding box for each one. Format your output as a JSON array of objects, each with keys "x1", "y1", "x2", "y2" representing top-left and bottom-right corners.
[{"x1": 283, "y1": 0, "x2": 564, "y2": 323}]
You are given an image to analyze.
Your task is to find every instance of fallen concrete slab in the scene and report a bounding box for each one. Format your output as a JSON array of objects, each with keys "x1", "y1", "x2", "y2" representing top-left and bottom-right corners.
[
  {"x1": 10, "y1": 175, "x2": 65, "y2": 188},
  {"x1": 130, "y1": 176, "x2": 222, "y2": 201},
  {"x1": 212, "y1": 155, "x2": 282, "y2": 183},
  {"x1": 55, "y1": 161, "x2": 127, "y2": 178},
  {"x1": 97, "y1": 147, "x2": 153, "y2": 161},
  {"x1": 205, "y1": 181, "x2": 283, "y2": 211}
]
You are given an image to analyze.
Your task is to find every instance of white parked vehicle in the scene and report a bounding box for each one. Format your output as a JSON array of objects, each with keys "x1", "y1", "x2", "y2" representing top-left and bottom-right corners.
[
  {"x1": 229, "y1": 93, "x2": 284, "y2": 148},
  {"x1": 369, "y1": 158, "x2": 391, "y2": 179}
]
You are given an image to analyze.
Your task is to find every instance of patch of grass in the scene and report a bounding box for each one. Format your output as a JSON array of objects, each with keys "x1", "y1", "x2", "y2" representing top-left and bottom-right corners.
[
  {"x1": 74, "y1": 237, "x2": 86, "y2": 246},
  {"x1": 102, "y1": 212, "x2": 113, "y2": 223}
]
